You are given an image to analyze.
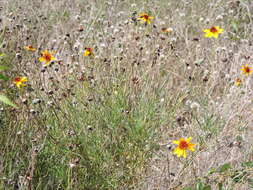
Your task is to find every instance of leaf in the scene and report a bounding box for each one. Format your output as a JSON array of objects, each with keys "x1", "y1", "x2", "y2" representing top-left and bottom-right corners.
[
  {"x1": 203, "y1": 185, "x2": 211, "y2": 190},
  {"x1": 182, "y1": 188, "x2": 194, "y2": 190},
  {"x1": 196, "y1": 182, "x2": 204, "y2": 190},
  {"x1": 218, "y1": 183, "x2": 223, "y2": 190},
  {"x1": 208, "y1": 167, "x2": 216, "y2": 175},
  {"x1": 0, "y1": 73, "x2": 9, "y2": 81},
  {"x1": 242, "y1": 161, "x2": 253, "y2": 168},
  {"x1": 231, "y1": 21, "x2": 238, "y2": 32},
  {"x1": 0, "y1": 65, "x2": 9, "y2": 71},
  {"x1": 0, "y1": 95, "x2": 17, "y2": 108},
  {"x1": 219, "y1": 163, "x2": 232, "y2": 172},
  {"x1": 248, "y1": 178, "x2": 253, "y2": 187},
  {"x1": 231, "y1": 170, "x2": 246, "y2": 183}
]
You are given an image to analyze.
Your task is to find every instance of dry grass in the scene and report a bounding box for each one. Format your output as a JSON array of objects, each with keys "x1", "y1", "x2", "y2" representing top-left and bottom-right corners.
[{"x1": 0, "y1": 0, "x2": 253, "y2": 189}]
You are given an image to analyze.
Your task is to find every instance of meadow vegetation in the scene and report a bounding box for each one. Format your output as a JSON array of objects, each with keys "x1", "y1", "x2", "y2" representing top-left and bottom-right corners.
[{"x1": 0, "y1": 0, "x2": 253, "y2": 189}]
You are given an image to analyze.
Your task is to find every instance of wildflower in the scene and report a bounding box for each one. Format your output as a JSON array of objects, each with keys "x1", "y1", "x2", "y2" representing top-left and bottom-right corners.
[
  {"x1": 24, "y1": 45, "x2": 36, "y2": 51},
  {"x1": 172, "y1": 137, "x2": 195, "y2": 158},
  {"x1": 241, "y1": 64, "x2": 253, "y2": 76},
  {"x1": 13, "y1": 76, "x2": 28, "y2": 88},
  {"x1": 161, "y1": 27, "x2": 173, "y2": 33},
  {"x1": 203, "y1": 26, "x2": 224, "y2": 38},
  {"x1": 39, "y1": 50, "x2": 55, "y2": 66},
  {"x1": 234, "y1": 78, "x2": 242, "y2": 86},
  {"x1": 137, "y1": 13, "x2": 154, "y2": 25},
  {"x1": 83, "y1": 47, "x2": 94, "y2": 57}
]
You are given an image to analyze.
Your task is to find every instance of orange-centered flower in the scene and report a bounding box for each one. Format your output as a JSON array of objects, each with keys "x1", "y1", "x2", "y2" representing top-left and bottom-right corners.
[
  {"x1": 137, "y1": 13, "x2": 154, "y2": 25},
  {"x1": 241, "y1": 64, "x2": 253, "y2": 76},
  {"x1": 24, "y1": 45, "x2": 36, "y2": 51},
  {"x1": 83, "y1": 47, "x2": 94, "y2": 57},
  {"x1": 203, "y1": 26, "x2": 224, "y2": 38},
  {"x1": 234, "y1": 78, "x2": 242, "y2": 86},
  {"x1": 13, "y1": 76, "x2": 28, "y2": 88},
  {"x1": 172, "y1": 137, "x2": 195, "y2": 158},
  {"x1": 39, "y1": 50, "x2": 55, "y2": 66}
]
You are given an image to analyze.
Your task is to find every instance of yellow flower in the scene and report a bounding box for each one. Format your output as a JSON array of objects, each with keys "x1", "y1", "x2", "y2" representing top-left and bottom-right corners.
[
  {"x1": 137, "y1": 13, "x2": 154, "y2": 25},
  {"x1": 13, "y1": 77, "x2": 28, "y2": 88},
  {"x1": 241, "y1": 64, "x2": 253, "y2": 76},
  {"x1": 39, "y1": 50, "x2": 55, "y2": 66},
  {"x1": 172, "y1": 137, "x2": 195, "y2": 158},
  {"x1": 234, "y1": 78, "x2": 242, "y2": 86},
  {"x1": 203, "y1": 26, "x2": 224, "y2": 38},
  {"x1": 24, "y1": 45, "x2": 36, "y2": 51},
  {"x1": 83, "y1": 47, "x2": 94, "y2": 57}
]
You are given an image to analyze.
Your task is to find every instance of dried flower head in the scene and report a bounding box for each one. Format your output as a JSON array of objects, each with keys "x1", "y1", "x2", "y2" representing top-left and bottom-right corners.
[
  {"x1": 241, "y1": 64, "x2": 252, "y2": 76},
  {"x1": 137, "y1": 13, "x2": 154, "y2": 25},
  {"x1": 203, "y1": 26, "x2": 224, "y2": 38},
  {"x1": 13, "y1": 76, "x2": 28, "y2": 88},
  {"x1": 161, "y1": 27, "x2": 173, "y2": 33},
  {"x1": 39, "y1": 50, "x2": 55, "y2": 66},
  {"x1": 172, "y1": 137, "x2": 195, "y2": 158}
]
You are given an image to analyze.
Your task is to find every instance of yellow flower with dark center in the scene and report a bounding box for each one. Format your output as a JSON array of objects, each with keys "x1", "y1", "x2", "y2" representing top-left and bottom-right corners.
[
  {"x1": 203, "y1": 26, "x2": 224, "y2": 38},
  {"x1": 172, "y1": 137, "x2": 195, "y2": 158},
  {"x1": 83, "y1": 47, "x2": 94, "y2": 57},
  {"x1": 13, "y1": 76, "x2": 28, "y2": 88},
  {"x1": 24, "y1": 45, "x2": 36, "y2": 51},
  {"x1": 39, "y1": 50, "x2": 55, "y2": 66},
  {"x1": 235, "y1": 78, "x2": 242, "y2": 86},
  {"x1": 241, "y1": 64, "x2": 253, "y2": 76},
  {"x1": 137, "y1": 13, "x2": 154, "y2": 25}
]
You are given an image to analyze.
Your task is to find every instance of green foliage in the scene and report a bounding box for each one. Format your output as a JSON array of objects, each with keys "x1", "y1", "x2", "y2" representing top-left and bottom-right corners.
[
  {"x1": 0, "y1": 95, "x2": 17, "y2": 108},
  {"x1": 184, "y1": 181, "x2": 211, "y2": 190},
  {"x1": 219, "y1": 163, "x2": 232, "y2": 173}
]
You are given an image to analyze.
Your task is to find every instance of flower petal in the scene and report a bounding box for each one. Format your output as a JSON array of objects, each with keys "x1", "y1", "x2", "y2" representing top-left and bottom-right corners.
[{"x1": 172, "y1": 140, "x2": 179, "y2": 145}]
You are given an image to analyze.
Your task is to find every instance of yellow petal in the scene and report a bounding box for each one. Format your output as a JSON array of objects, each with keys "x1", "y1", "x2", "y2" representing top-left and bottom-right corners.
[
  {"x1": 173, "y1": 147, "x2": 184, "y2": 157},
  {"x1": 205, "y1": 32, "x2": 213, "y2": 38},
  {"x1": 182, "y1": 150, "x2": 187, "y2": 158},
  {"x1": 188, "y1": 144, "x2": 195, "y2": 151},
  {"x1": 203, "y1": 29, "x2": 210, "y2": 33},
  {"x1": 39, "y1": 57, "x2": 44, "y2": 62},
  {"x1": 186, "y1": 137, "x2": 192, "y2": 143},
  {"x1": 172, "y1": 140, "x2": 179, "y2": 145},
  {"x1": 213, "y1": 33, "x2": 219, "y2": 38}
]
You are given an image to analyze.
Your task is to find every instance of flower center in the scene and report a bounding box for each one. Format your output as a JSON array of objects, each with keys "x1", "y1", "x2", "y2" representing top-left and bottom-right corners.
[
  {"x1": 210, "y1": 27, "x2": 218, "y2": 33},
  {"x1": 44, "y1": 54, "x2": 52, "y2": 61},
  {"x1": 86, "y1": 48, "x2": 92, "y2": 52},
  {"x1": 14, "y1": 77, "x2": 21, "y2": 82},
  {"x1": 245, "y1": 67, "x2": 250, "y2": 73},
  {"x1": 179, "y1": 140, "x2": 189, "y2": 149},
  {"x1": 142, "y1": 15, "x2": 149, "y2": 20}
]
